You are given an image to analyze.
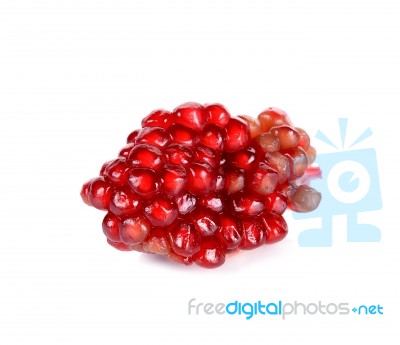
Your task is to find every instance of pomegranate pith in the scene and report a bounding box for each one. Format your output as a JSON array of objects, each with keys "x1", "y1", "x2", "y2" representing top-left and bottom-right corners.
[{"x1": 81, "y1": 103, "x2": 321, "y2": 268}]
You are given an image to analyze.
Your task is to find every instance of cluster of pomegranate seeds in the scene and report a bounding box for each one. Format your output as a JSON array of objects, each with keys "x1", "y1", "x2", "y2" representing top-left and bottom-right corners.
[{"x1": 81, "y1": 103, "x2": 321, "y2": 268}]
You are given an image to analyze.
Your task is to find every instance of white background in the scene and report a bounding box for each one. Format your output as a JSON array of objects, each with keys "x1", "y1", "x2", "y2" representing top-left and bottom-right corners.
[{"x1": 1, "y1": 0, "x2": 399, "y2": 343}]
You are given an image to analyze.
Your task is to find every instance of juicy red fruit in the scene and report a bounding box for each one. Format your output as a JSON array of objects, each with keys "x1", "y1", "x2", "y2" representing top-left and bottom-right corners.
[{"x1": 81, "y1": 103, "x2": 321, "y2": 268}]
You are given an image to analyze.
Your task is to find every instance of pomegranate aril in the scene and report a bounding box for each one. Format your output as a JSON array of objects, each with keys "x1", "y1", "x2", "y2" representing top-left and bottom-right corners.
[
  {"x1": 270, "y1": 125, "x2": 300, "y2": 150},
  {"x1": 296, "y1": 127, "x2": 311, "y2": 150},
  {"x1": 224, "y1": 117, "x2": 251, "y2": 153},
  {"x1": 87, "y1": 177, "x2": 113, "y2": 210},
  {"x1": 165, "y1": 143, "x2": 193, "y2": 167},
  {"x1": 128, "y1": 168, "x2": 160, "y2": 199},
  {"x1": 255, "y1": 132, "x2": 280, "y2": 153},
  {"x1": 120, "y1": 214, "x2": 151, "y2": 245},
  {"x1": 168, "y1": 222, "x2": 201, "y2": 257},
  {"x1": 230, "y1": 192, "x2": 265, "y2": 217},
  {"x1": 193, "y1": 237, "x2": 226, "y2": 268},
  {"x1": 168, "y1": 124, "x2": 199, "y2": 147},
  {"x1": 224, "y1": 169, "x2": 245, "y2": 195},
  {"x1": 103, "y1": 158, "x2": 131, "y2": 187},
  {"x1": 142, "y1": 227, "x2": 170, "y2": 255},
  {"x1": 265, "y1": 191, "x2": 287, "y2": 215},
  {"x1": 127, "y1": 144, "x2": 164, "y2": 170},
  {"x1": 109, "y1": 187, "x2": 141, "y2": 216},
  {"x1": 175, "y1": 193, "x2": 197, "y2": 215},
  {"x1": 173, "y1": 102, "x2": 207, "y2": 132},
  {"x1": 193, "y1": 145, "x2": 220, "y2": 168},
  {"x1": 187, "y1": 162, "x2": 216, "y2": 196},
  {"x1": 189, "y1": 207, "x2": 219, "y2": 237},
  {"x1": 102, "y1": 212, "x2": 121, "y2": 242},
  {"x1": 141, "y1": 109, "x2": 173, "y2": 130},
  {"x1": 80, "y1": 178, "x2": 94, "y2": 206},
  {"x1": 266, "y1": 152, "x2": 291, "y2": 184},
  {"x1": 144, "y1": 195, "x2": 178, "y2": 227},
  {"x1": 100, "y1": 160, "x2": 113, "y2": 176},
  {"x1": 261, "y1": 213, "x2": 288, "y2": 244},
  {"x1": 127, "y1": 129, "x2": 140, "y2": 143},
  {"x1": 288, "y1": 184, "x2": 321, "y2": 213},
  {"x1": 305, "y1": 145, "x2": 316, "y2": 164},
  {"x1": 240, "y1": 218, "x2": 265, "y2": 249},
  {"x1": 285, "y1": 147, "x2": 308, "y2": 178},
  {"x1": 238, "y1": 115, "x2": 262, "y2": 139},
  {"x1": 205, "y1": 103, "x2": 231, "y2": 127},
  {"x1": 258, "y1": 107, "x2": 293, "y2": 132},
  {"x1": 199, "y1": 192, "x2": 224, "y2": 213},
  {"x1": 135, "y1": 127, "x2": 170, "y2": 149},
  {"x1": 160, "y1": 163, "x2": 187, "y2": 197},
  {"x1": 118, "y1": 143, "x2": 135, "y2": 158},
  {"x1": 107, "y1": 239, "x2": 133, "y2": 251},
  {"x1": 199, "y1": 124, "x2": 224, "y2": 151},
  {"x1": 229, "y1": 147, "x2": 257, "y2": 171},
  {"x1": 249, "y1": 164, "x2": 279, "y2": 195},
  {"x1": 168, "y1": 251, "x2": 193, "y2": 265},
  {"x1": 216, "y1": 213, "x2": 242, "y2": 250}
]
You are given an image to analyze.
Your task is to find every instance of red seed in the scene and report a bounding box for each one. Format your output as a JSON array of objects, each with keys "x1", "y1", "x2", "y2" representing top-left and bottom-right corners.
[
  {"x1": 173, "y1": 102, "x2": 208, "y2": 132},
  {"x1": 199, "y1": 192, "x2": 224, "y2": 213},
  {"x1": 128, "y1": 168, "x2": 160, "y2": 199},
  {"x1": 102, "y1": 212, "x2": 121, "y2": 242},
  {"x1": 141, "y1": 109, "x2": 173, "y2": 130},
  {"x1": 175, "y1": 193, "x2": 197, "y2": 215},
  {"x1": 199, "y1": 124, "x2": 224, "y2": 151},
  {"x1": 103, "y1": 158, "x2": 131, "y2": 187},
  {"x1": 126, "y1": 129, "x2": 140, "y2": 143},
  {"x1": 168, "y1": 222, "x2": 201, "y2": 257},
  {"x1": 261, "y1": 213, "x2": 288, "y2": 244},
  {"x1": 229, "y1": 147, "x2": 257, "y2": 171},
  {"x1": 216, "y1": 213, "x2": 242, "y2": 250},
  {"x1": 230, "y1": 191, "x2": 265, "y2": 217},
  {"x1": 109, "y1": 187, "x2": 141, "y2": 216},
  {"x1": 193, "y1": 145, "x2": 220, "y2": 168},
  {"x1": 264, "y1": 191, "x2": 287, "y2": 215},
  {"x1": 164, "y1": 143, "x2": 193, "y2": 167},
  {"x1": 249, "y1": 164, "x2": 279, "y2": 195},
  {"x1": 240, "y1": 218, "x2": 266, "y2": 249},
  {"x1": 107, "y1": 239, "x2": 133, "y2": 251},
  {"x1": 160, "y1": 163, "x2": 187, "y2": 197},
  {"x1": 187, "y1": 162, "x2": 216, "y2": 196},
  {"x1": 224, "y1": 117, "x2": 251, "y2": 153},
  {"x1": 80, "y1": 178, "x2": 94, "y2": 206},
  {"x1": 135, "y1": 127, "x2": 171, "y2": 149},
  {"x1": 205, "y1": 103, "x2": 231, "y2": 127},
  {"x1": 224, "y1": 169, "x2": 245, "y2": 195},
  {"x1": 118, "y1": 143, "x2": 136, "y2": 158},
  {"x1": 189, "y1": 207, "x2": 219, "y2": 237},
  {"x1": 127, "y1": 144, "x2": 164, "y2": 170},
  {"x1": 168, "y1": 124, "x2": 199, "y2": 147},
  {"x1": 120, "y1": 214, "x2": 151, "y2": 245},
  {"x1": 193, "y1": 237, "x2": 226, "y2": 268},
  {"x1": 88, "y1": 177, "x2": 113, "y2": 210},
  {"x1": 144, "y1": 195, "x2": 178, "y2": 227},
  {"x1": 142, "y1": 227, "x2": 171, "y2": 255}
]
